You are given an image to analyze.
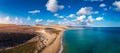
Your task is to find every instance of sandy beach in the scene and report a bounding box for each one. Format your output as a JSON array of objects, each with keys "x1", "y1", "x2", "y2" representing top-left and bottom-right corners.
[
  {"x1": 0, "y1": 24, "x2": 68, "y2": 53},
  {"x1": 41, "y1": 31, "x2": 64, "y2": 53}
]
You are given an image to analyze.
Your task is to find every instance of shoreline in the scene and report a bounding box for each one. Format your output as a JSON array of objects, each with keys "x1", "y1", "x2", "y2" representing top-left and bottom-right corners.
[
  {"x1": 41, "y1": 30, "x2": 64, "y2": 53},
  {"x1": 58, "y1": 31, "x2": 64, "y2": 53},
  {"x1": 0, "y1": 24, "x2": 68, "y2": 53}
]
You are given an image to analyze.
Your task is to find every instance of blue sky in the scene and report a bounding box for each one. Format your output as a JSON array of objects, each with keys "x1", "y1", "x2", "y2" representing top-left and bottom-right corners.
[{"x1": 0, "y1": 0, "x2": 120, "y2": 27}]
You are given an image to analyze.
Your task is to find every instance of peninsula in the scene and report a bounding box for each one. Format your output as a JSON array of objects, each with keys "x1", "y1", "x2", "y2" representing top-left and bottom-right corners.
[{"x1": 0, "y1": 24, "x2": 68, "y2": 53}]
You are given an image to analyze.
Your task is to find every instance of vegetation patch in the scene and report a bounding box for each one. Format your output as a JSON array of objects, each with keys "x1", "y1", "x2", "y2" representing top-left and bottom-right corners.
[{"x1": 0, "y1": 42, "x2": 37, "y2": 53}]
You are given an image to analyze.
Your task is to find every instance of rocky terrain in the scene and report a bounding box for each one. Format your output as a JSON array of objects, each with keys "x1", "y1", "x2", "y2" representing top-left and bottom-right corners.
[{"x1": 0, "y1": 24, "x2": 68, "y2": 53}]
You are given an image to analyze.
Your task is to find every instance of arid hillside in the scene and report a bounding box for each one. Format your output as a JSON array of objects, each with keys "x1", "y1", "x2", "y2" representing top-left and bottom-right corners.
[{"x1": 0, "y1": 24, "x2": 67, "y2": 53}]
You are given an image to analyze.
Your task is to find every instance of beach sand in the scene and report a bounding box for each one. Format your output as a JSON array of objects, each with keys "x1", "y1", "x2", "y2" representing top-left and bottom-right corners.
[{"x1": 41, "y1": 31, "x2": 64, "y2": 53}]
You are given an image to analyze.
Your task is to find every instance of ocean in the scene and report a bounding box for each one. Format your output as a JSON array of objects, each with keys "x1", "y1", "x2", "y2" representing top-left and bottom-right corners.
[{"x1": 62, "y1": 27, "x2": 120, "y2": 53}]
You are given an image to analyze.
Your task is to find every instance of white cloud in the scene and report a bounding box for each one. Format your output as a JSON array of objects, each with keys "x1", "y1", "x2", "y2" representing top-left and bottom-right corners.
[
  {"x1": 77, "y1": 15, "x2": 86, "y2": 22},
  {"x1": 4, "y1": 16, "x2": 11, "y2": 23},
  {"x1": 94, "y1": 11, "x2": 99, "y2": 14},
  {"x1": 14, "y1": 17, "x2": 18, "y2": 24},
  {"x1": 58, "y1": 20, "x2": 72, "y2": 26},
  {"x1": 0, "y1": 16, "x2": 12, "y2": 24},
  {"x1": 59, "y1": 16, "x2": 64, "y2": 18},
  {"x1": 100, "y1": 3, "x2": 106, "y2": 7},
  {"x1": 35, "y1": 19, "x2": 43, "y2": 23},
  {"x1": 67, "y1": 14, "x2": 75, "y2": 18},
  {"x1": 84, "y1": 16, "x2": 94, "y2": 26},
  {"x1": 86, "y1": 22, "x2": 91, "y2": 26},
  {"x1": 0, "y1": 16, "x2": 33, "y2": 25},
  {"x1": 54, "y1": 13, "x2": 59, "y2": 16},
  {"x1": 64, "y1": 18, "x2": 67, "y2": 21},
  {"x1": 113, "y1": 1, "x2": 120, "y2": 11},
  {"x1": 27, "y1": 16, "x2": 31, "y2": 21},
  {"x1": 96, "y1": 17, "x2": 103, "y2": 21},
  {"x1": 19, "y1": 18, "x2": 23, "y2": 24},
  {"x1": 15, "y1": 17, "x2": 18, "y2": 21},
  {"x1": 28, "y1": 10, "x2": 40, "y2": 14},
  {"x1": 46, "y1": 0, "x2": 64, "y2": 12},
  {"x1": 14, "y1": 17, "x2": 27, "y2": 25},
  {"x1": 57, "y1": 15, "x2": 104, "y2": 26},
  {"x1": 46, "y1": 19, "x2": 55, "y2": 25},
  {"x1": 87, "y1": 16, "x2": 94, "y2": 22},
  {"x1": 76, "y1": 7, "x2": 98, "y2": 15},
  {"x1": 54, "y1": 13, "x2": 64, "y2": 18}
]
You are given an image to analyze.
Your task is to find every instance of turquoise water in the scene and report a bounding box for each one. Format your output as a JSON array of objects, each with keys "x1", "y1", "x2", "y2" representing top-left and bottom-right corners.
[{"x1": 62, "y1": 27, "x2": 120, "y2": 53}]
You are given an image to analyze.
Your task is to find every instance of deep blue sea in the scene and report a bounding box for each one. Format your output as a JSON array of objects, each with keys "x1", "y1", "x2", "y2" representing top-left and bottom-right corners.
[{"x1": 62, "y1": 27, "x2": 120, "y2": 53}]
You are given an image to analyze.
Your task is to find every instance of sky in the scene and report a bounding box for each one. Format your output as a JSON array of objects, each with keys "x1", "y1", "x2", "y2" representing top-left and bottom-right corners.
[{"x1": 0, "y1": 0, "x2": 120, "y2": 27}]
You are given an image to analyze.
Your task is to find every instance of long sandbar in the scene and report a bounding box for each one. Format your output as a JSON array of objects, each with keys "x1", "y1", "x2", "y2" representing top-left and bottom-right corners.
[{"x1": 41, "y1": 31, "x2": 64, "y2": 53}]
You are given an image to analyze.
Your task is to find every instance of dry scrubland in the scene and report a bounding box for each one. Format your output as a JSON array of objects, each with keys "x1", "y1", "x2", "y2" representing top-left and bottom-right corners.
[{"x1": 0, "y1": 24, "x2": 68, "y2": 53}]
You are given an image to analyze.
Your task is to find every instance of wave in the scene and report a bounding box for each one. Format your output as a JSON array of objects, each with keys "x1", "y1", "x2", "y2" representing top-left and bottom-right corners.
[{"x1": 58, "y1": 36, "x2": 63, "y2": 53}]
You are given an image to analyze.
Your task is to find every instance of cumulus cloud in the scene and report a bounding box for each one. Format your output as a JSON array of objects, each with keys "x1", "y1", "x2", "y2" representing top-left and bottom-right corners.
[
  {"x1": 86, "y1": 16, "x2": 94, "y2": 22},
  {"x1": 54, "y1": 13, "x2": 59, "y2": 17},
  {"x1": 14, "y1": 17, "x2": 18, "y2": 24},
  {"x1": 4, "y1": 16, "x2": 11, "y2": 23},
  {"x1": 58, "y1": 15, "x2": 104, "y2": 26},
  {"x1": 58, "y1": 20, "x2": 72, "y2": 26},
  {"x1": 94, "y1": 11, "x2": 99, "y2": 14},
  {"x1": 54, "y1": 13, "x2": 64, "y2": 18},
  {"x1": 59, "y1": 16, "x2": 64, "y2": 18},
  {"x1": 28, "y1": 10, "x2": 40, "y2": 14},
  {"x1": 13, "y1": 17, "x2": 24, "y2": 25},
  {"x1": 100, "y1": 3, "x2": 106, "y2": 7},
  {"x1": 52, "y1": 7, "x2": 102, "y2": 27},
  {"x1": 0, "y1": 16, "x2": 34, "y2": 25},
  {"x1": 0, "y1": 16, "x2": 12, "y2": 24},
  {"x1": 67, "y1": 14, "x2": 75, "y2": 18},
  {"x1": 19, "y1": 18, "x2": 23, "y2": 24},
  {"x1": 76, "y1": 7, "x2": 98, "y2": 15},
  {"x1": 46, "y1": 0, "x2": 64, "y2": 12},
  {"x1": 35, "y1": 19, "x2": 43, "y2": 23},
  {"x1": 84, "y1": 16, "x2": 94, "y2": 26},
  {"x1": 14, "y1": 17, "x2": 28, "y2": 25},
  {"x1": 77, "y1": 15, "x2": 86, "y2": 22},
  {"x1": 46, "y1": 19, "x2": 55, "y2": 25},
  {"x1": 96, "y1": 17, "x2": 103, "y2": 21},
  {"x1": 113, "y1": 1, "x2": 120, "y2": 11}
]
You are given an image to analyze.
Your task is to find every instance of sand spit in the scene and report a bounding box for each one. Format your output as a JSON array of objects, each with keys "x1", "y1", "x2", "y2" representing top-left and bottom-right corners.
[{"x1": 41, "y1": 31, "x2": 64, "y2": 53}]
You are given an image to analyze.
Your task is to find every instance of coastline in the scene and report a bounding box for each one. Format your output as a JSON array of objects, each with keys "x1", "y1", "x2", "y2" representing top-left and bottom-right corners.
[
  {"x1": 0, "y1": 24, "x2": 69, "y2": 53},
  {"x1": 41, "y1": 30, "x2": 64, "y2": 53},
  {"x1": 58, "y1": 31, "x2": 64, "y2": 53}
]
